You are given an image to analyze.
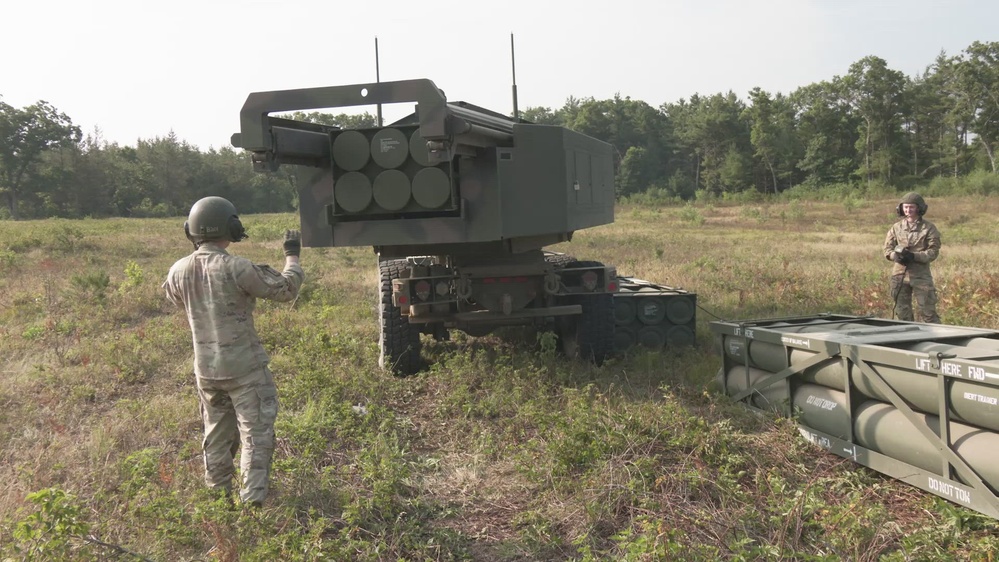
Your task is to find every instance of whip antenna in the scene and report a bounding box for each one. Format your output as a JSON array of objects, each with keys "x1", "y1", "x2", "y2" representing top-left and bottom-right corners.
[
  {"x1": 375, "y1": 36, "x2": 383, "y2": 126},
  {"x1": 511, "y1": 33, "x2": 519, "y2": 121}
]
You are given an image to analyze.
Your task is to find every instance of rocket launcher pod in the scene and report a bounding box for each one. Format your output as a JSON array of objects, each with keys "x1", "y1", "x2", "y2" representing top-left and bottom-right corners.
[
  {"x1": 231, "y1": 78, "x2": 615, "y2": 258},
  {"x1": 711, "y1": 313, "x2": 999, "y2": 518},
  {"x1": 614, "y1": 277, "x2": 697, "y2": 352}
]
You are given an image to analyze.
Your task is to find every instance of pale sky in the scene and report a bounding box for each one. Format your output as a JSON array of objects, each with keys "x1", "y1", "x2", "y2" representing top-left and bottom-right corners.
[{"x1": 3, "y1": 0, "x2": 996, "y2": 151}]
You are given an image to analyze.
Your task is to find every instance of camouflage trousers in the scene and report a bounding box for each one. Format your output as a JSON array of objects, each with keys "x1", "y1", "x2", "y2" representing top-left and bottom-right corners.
[
  {"x1": 196, "y1": 368, "x2": 279, "y2": 504},
  {"x1": 890, "y1": 272, "x2": 940, "y2": 323}
]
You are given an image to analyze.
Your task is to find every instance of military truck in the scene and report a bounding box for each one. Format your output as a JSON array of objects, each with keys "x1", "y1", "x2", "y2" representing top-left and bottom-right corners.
[{"x1": 231, "y1": 79, "x2": 618, "y2": 375}]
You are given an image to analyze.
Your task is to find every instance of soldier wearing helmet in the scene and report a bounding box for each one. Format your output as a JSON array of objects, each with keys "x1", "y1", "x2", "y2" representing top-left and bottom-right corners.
[
  {"x1": 883, "y1": 192, "x2": 941, "y2": 323},
  {"x1": 163, "y1": 196, "x2": 305, "y2": 507}
]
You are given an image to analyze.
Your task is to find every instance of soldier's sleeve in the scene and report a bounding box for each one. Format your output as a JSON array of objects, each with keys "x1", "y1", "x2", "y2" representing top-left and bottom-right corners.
[
  {"x1": 162, "y1": 268, "x2": 183, "y2": 308},
  {"x1": 920, "y1": 223, "x2": 941, "y2": 264},
  {"x1": 233, "y1": 257, "x2": 305, "y2": 303},
  {"x1": 883, "y1": 225, "x2": 898, "y2": 260}
]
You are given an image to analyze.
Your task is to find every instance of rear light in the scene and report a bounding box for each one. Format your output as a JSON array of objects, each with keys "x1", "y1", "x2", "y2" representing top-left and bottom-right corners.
[
  {"x1": 415, "y1": 280, "x2": 431, "y2": 301},
  {"x1": 435, "y1": 281, "x2": 449, "y2": 297}
]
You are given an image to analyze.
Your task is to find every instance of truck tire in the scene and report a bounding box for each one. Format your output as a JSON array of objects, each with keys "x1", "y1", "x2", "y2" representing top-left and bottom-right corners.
[
  {"x1": 559, "y1": 292, "x2": 616, "y2": 365},
  {"x1": 378, "y1": 259, "x2": 422, "y2": 376},
  {"x1": 544, "y1": 252, "x2": 577, "y2": 269}
]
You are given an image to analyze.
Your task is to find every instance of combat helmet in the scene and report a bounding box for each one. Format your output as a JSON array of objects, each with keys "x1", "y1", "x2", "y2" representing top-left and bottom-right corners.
[
  {"x1": 896, "y1": 192, "x2": 927, "y2": 217},
  {"x1": 184, "y1": 196, "x2": 248, "y2": 246}
]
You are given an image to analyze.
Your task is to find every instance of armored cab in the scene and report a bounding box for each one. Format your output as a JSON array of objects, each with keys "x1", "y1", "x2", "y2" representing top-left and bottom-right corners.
[{"x1": 232, "y1": 79, "x2": 618, "y2": 374}]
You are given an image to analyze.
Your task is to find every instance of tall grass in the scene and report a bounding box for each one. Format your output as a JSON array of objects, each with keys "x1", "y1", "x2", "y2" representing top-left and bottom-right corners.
[{"x1": 1, "y1": 198, "x2": 998, "y2": 560}]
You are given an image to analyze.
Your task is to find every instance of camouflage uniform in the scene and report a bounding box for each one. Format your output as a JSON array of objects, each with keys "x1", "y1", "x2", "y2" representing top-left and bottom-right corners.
[
  {"x1": 883, "y1": 217, "x2": 941, "y2": 323},
  {"x1": 164, "y1": 243, "x2": 304, "y2": 503}
]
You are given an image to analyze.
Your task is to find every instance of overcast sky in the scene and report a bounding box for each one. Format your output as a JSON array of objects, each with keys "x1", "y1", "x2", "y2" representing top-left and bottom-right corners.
[{"x1": 3, "y1": 0, "x2": 996, "y2": 151}]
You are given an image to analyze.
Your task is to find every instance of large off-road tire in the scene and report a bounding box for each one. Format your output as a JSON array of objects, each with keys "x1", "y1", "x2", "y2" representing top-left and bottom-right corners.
[
  {"x1": 378, "y1": 259, "x2": 422, "y2": 376},
  {"x1": 558, "y1": 292, "x2": 616, "y2": 366},
  {"x1": 544, "y1": 252, "x2": 577, "y2": 269}
]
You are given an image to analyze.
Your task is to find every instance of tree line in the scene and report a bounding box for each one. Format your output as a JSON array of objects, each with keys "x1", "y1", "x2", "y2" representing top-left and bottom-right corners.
[
  {"x1": 522, "y1": 42, "x2": 999, "y2": 199},
  {"x1": 1, "y1": 41, "x2": 997, "y2": 220}
]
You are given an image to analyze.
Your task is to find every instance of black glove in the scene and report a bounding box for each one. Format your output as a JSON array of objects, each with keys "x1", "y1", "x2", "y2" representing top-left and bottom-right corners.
[
  {"x1": 898, "y1": 248, "x2": 914, "y2": 265},
  {"x1": 283, "y1": 229, "x2": 301, "y2": 257}
]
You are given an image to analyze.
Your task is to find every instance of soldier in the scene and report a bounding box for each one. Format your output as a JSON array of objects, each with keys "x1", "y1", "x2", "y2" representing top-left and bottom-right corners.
[
  {"x1": 163, "y1": 196, "x2": 305, "y2": 507},
  {"x1": 883, "y1": 192, "x2": 941, "y2": 323}
]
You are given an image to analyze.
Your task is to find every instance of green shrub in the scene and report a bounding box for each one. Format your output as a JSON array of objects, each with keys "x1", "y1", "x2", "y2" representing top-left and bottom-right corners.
[
  {"x1": 619, "y1": 187, "x2": 683, "y2": 207},
  {"x1": 678, "y1": 204, "x2": 705, "y2": 225},
  {"x1": 781, "y1": 181, "x2": 860, "y2": 201},
  {"x1": 120, "y1": 260, "x2": 145, "y2": 289},
  {"x1": 721, "y1": 189, "x2": 765, "y2": 204},
  {"x1": 964, "y1": 169, "x2": 999, "y2": 195},
  {"x1": 130, "y1": 198, "x2": 175, "y2": 218},
  {"x1": 10, "y1": 488, "x2": 92, "y2": 561},
  {"x1": 69, "y1": 270, "x2": 110, "y2": 302},
  {"x1": 0, "y1": 248, "x2": 15, "y2": 267},
  {"x1": 52, "y1": 224, "x2": 84, "y2": 253}
]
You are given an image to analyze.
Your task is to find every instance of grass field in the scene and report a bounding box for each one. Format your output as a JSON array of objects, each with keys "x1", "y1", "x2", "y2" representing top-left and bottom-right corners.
[{"x1": 2, "y1": 196, "x2": 999, "y2": 560}]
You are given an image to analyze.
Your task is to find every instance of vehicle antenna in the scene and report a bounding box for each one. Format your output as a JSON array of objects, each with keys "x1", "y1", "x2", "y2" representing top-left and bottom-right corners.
[
  {"x1": 375, "y1": 36, "x2": 383, "y2": 127},
  {"x1": 510, "y1": 33, "x2": 519, "y2": 121}
]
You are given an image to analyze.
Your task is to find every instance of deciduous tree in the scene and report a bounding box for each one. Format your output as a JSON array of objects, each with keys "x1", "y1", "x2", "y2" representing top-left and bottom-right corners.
[
  {"x1": 0, "y1": 99, "x2": 81, "y2": 219},
  {"x1": 957, "y1": 41, "x2": 999, "y2": 172},
  {"x1": 842, "y1": 56, "x2": 908, "y2": 187}
]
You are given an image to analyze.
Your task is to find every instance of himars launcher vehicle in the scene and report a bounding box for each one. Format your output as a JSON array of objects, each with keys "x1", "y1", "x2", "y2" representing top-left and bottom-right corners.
[{"x1": 232, "y1": 78, "x2": 618, "y2": 375}]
